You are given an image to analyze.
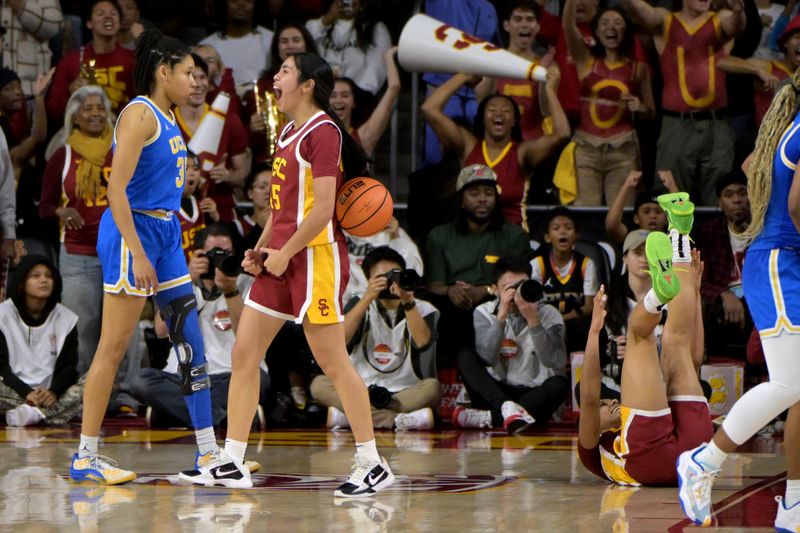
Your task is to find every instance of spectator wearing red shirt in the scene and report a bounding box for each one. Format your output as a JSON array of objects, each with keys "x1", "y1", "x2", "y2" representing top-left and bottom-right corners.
[
  {"x1": 38, "y1": 86, "x2": 114, "y2": 374},
  {"x1": 46, "y1": 0, "x2": 135, "y2": 129},
  {"x1": 176, "y1": 54, "x2": 251, "y2": 223}
]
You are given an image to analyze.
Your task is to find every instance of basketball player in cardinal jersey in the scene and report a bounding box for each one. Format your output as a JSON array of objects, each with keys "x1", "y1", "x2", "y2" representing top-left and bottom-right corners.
[{"x1": 206, "y1": 52, "x2": 395, "y2": 497}]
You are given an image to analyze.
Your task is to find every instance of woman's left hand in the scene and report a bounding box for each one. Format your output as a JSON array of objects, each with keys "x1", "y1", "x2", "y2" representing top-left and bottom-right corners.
[{"x1": 260, "y1": 247, "x2": 290, "y2": 277}]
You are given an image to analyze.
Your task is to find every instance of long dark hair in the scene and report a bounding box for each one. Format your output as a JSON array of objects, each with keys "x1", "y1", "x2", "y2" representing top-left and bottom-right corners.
[
  {"x1": 321, "y1": 0, "x2": 381, "y2": 52},
  {"x1": 264, "y1": 22, "x2": 319, "y2": 81},
  {"x1": 133, "y1": 30, "x2": 190, "y2": 96},
  {"x1": 590, "y1": 9, "x2": 635, "y2": 60},
  {"x1": 291, "y1": 52, "x2": 368, "y2": 181},
  {"x1": 473, "y1": 94, "x2": 523, "y2": 142}
]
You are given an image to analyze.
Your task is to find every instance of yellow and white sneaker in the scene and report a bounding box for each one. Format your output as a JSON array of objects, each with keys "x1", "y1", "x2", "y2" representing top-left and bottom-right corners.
[
  {"x1": 70, "y1": 454, "x2": 136, "y2": 485},
  {"x1": 776, "y1": 495, "x2": 800, "y2": 532}
]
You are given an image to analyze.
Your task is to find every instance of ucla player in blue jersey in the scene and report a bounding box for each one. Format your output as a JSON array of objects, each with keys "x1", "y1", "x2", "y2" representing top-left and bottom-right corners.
[
  {"x1": 70, "y1": 30, "x2": 228, "y2": 486},
  {"x1": 677, "y1": 73, "x2": 800, "y2": 530}
]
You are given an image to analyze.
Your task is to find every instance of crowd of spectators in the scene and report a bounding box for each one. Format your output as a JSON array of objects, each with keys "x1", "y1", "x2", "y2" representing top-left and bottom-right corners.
[{"x1": 0, "y1": 0, "x2": 774, "y2": 432}]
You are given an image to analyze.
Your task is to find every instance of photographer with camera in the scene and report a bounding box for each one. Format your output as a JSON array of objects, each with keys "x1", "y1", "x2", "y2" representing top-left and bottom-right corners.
[
  {"x1": 455, "y1": 255, "x2": 569, "y2": 434},
  {"x1": 310, "y1": 246, "x2": 441, "y2": 431},
  {"x1": 132, "y1": 223, "x2": 269, "y2": 427}
]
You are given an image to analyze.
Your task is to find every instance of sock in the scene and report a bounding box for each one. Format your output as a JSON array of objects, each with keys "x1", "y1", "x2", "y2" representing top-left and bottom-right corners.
[
  {"x1": 355, "y1": 439, "x2": 381, "y2": 464},
  {"x1": 670, "y1": 229, "x2": 691, "y2": 263},
  {"x1": 786, "y1": 480, "x2": 800, "y2": 508},
  {"x1": 643, "y1": 288, "x2": 665, "y2": 314},
  {"x1": 224, "y1": 438, "x2": 248, "y2": 465},
  {"x1": 195, "y1": 427, "x2": 217, "y2": 455},
  {"x1": 694, "y1": 440, "x2": 727, "y2": 471},
  {"x1": 78, "y1": 434, "x2": 99, "y2": 458}
]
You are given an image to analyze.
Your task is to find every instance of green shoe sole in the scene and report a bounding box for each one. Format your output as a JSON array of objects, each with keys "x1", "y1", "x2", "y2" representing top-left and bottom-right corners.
[
  {"x1": 657, "y1": 192, "x2": 695, "y2": 235},
  {"x1": 646, "y1": 232, "x2": 681, "y2": 305}
]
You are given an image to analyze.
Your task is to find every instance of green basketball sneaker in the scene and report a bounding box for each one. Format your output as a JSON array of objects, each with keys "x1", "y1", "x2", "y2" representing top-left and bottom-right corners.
[
  {"x1": 646, "y1": 232, "x2": 681, "y2": 305},
  {"x1": 657, "y1": 192, "x2": 694, "y2": 235}
]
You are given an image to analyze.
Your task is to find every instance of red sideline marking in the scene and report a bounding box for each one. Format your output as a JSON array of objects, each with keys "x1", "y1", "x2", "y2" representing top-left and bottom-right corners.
[{"x1": 668, "y1": 473, "x2": 786, "y2": 531}]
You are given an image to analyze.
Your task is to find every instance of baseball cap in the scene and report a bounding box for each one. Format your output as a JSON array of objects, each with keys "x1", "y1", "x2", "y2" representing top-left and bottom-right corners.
[
  {"x1": 622, "y1": 229, "x2": 650, "y2": 254},
  {"x1": 779, "y1": 15, "x2": 800, "y2": 50},
  {"x1": 456, "y1": 164, "x2": 497, "y2": 192}
]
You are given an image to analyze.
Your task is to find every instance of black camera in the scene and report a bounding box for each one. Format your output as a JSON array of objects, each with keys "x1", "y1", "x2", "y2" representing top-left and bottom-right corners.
[
  {"x1": 201, "y1": 247, "x2": 241, "y2": 280},
  {"x1": 368, "y1": 385, "x2": 392, "y2": 409},
  {"x1": 509, "y1": 279, "x2": 543, "y2": 303},
  {"x1": 379, "y1": 268, "x2": 421, "y2": 299}
]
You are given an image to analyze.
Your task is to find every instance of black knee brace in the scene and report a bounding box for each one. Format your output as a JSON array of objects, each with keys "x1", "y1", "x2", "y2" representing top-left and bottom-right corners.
[{"x1": 161, "y1": 293, "x2": 210, "y2": 395}]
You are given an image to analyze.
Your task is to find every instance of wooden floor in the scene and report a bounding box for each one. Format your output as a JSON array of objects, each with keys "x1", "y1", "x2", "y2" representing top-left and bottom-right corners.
[{"x1": 0, "y1": 425, "x2": 788, "y2": 532}]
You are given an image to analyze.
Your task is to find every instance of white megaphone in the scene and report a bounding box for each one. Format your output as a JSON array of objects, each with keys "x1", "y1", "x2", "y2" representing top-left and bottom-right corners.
[
  {"x1": 398, "y1": 14, "x2": 547, "y2": 82},
  {"x1": 187, "y1": 91, "x2": 230, "y2": 172}
]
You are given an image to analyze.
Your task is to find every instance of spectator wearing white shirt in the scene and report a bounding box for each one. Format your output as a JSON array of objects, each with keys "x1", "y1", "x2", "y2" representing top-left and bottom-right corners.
[{"x1": 306, "y1": 0, "x2": 391, "y2": 94}]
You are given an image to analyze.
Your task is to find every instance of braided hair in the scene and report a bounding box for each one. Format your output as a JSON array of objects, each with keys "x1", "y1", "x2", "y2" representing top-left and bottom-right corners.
[
  {"x1": 291, "y1": 52, "x2": 369, "y2": 181},
  {"x1": 741, "y1": 69, "x2": 800, "y2": 239},
  {"x1": 133, "y1": 30, "x2": 191, "y2": 96}
]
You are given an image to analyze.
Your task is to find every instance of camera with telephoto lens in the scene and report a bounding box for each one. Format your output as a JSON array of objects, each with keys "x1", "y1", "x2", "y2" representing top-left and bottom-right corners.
[
  {"x1": 509, "y1": 279, "x2": 543, "y2": 303},
  {"x1": 368, "y1": 385, "x2": 392, "y2": 409},
  {"x1": 378, "y1": 268, "x2": 421, "y2": 299},
  {"x1": 201, "y1": 247, "x2": 241, "y2": 280}
]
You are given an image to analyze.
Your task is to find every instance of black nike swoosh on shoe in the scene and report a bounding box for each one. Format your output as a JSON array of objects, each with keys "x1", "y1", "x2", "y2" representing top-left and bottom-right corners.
[
  {"x1": 657, "y1": 259, "x2": 670, "y2": 272},
  {"x1": 213, "y1": 466, "x2": 243, "y2": 478}
]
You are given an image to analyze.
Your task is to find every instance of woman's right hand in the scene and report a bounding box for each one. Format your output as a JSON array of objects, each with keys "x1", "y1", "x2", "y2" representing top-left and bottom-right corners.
[
  {"x1": 132, "y1": 253, "x2": 158, "y2": 293},
  {"x1": 242, "y1": 249, "x2": 264, "y2": 276},
  {"x1": 250, "y1": 112, "x2": 266, "y2": 132},
  {"x1": 56, "y1": 207, "x2": 85, "y2": 230},
  {"x1": 589, "y1": 285, "x2": 607, "y2": 333}
]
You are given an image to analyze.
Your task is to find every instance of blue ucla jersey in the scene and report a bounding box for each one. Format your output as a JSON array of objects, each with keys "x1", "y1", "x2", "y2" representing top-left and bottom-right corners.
[
  {"x1": 750, "y1": 113, "x2": 800, "y2": 252},
  {"x1": 113, "y1": 96, "x2": 187, "y2": 212}
]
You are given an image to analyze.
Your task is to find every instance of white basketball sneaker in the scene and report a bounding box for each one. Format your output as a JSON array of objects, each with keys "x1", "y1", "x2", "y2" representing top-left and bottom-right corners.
[
  {"x1": 334, "y1": 455, "x2": 395, "y2": 498},
  {"x1": 327, "y1": 407, "x2": 350, "y2": 430},
  {"x1": 775, "y1": 495, "x2": 800, "y2": 532},
  {"x1": 394, "y1": 408, "x2": 434, "y2": 431},
  {"x1": 451, "y1": 406, "x2": 492, "y2": 429}
]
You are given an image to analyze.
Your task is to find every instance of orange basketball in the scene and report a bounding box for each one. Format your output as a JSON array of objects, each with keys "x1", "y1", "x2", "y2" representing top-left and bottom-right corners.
[{"x1": 335, "y1": 177, "x2": 394, "y2": 237}]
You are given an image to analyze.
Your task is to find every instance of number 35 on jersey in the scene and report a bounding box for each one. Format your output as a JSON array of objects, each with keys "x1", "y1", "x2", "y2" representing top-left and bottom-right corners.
[{"x1": 170, "y1": 135, "x2": 188, "y2": 188}]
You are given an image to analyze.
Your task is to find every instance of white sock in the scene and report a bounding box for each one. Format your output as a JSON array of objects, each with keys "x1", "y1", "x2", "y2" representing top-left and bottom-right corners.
[
  {"x1": 786, "y1": 479, "x2": 800, "y2": 507},
  {"x1": 78, "y1": 434, "x2": 99, "y2": 458},
  {"x1": 194, "y1": 427, "x2": 217, "y2": 455},
  {"x1": 224, "y1": 438, "x2": 247, "y2": 465},
  {"x1": 643, "y1": 288, "x2": 665, "y2": 314},
  {"x1": 355, "y1": 439, "x2": 381, "y2": 464},
  {"x1": 670, "y1": 229, "x2": 691, "y2": 263},
  {"x1": 694, "y1": 440, "x2": 727, "y2": 471}
]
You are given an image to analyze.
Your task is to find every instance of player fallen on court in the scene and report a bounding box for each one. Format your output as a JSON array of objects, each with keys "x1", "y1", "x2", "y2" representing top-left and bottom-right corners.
[
  {"x1": 578, "y1": 193, "x2": 714, "y2": 487},
  {"x1": 200, "y1": 52, "x2": 395, "y2": 496}
]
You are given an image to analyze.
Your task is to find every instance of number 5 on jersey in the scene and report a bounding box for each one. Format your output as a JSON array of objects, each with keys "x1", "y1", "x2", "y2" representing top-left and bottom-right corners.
[{"x1": 271, "y1": 156, "x2": 287, "y2": 211}]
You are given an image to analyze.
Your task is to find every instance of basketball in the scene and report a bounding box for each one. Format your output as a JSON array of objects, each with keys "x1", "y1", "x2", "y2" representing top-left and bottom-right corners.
[{"x1": 335, "y1": 177, "x2": 394, "y2": 237}]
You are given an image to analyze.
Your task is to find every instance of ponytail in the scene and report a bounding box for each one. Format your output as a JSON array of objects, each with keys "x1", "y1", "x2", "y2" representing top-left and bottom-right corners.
[
  {"x1": 291, "y1": 52, "x2": 369, "y2": 181},
  {"x1": 741, "y1": 69, "x2": 800, "y2": 240}
]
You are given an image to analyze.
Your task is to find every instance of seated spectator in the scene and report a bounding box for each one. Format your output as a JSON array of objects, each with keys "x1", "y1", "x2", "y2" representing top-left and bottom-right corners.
[
  {"x1": 344, "y1": 214, "x2": 423, "y2": 304},
  {"x1": 39, "y1": 86, "x2": 114, "y2": 375},
  {"x1": 532, "y1": 207, "x2": 598, "y2": 352},
  {"x1": 132, "y1": 224, "x2": 269, "y2": 427},
  {"x1": 718, "y1": 16, "x2": 800, "y2": 127},
  {"x1": 46, "y1": 0, "x2": 136, "y2": 126},
  {"x1": 192, "y1": 43, "x2": 243, "y2": 119},
  {"x1": 563, "y1": 0, "x2": 655, "y2": 206},
  {"x1": 306, "y1": 0, "x2": 392, "y2": 94},
  {"x1": 178, "y1": 153, "x2": 218, "y2": 262},
  {"x1": 176, "y1": 53, "x2": 251, "y2": 223},
  {"x1": 696, "y1": 169, "x2": 753, "y2": 359},
  {"x1": 604, "y1": 170, "x2": 671, "y2": 244},
  {"x1": 200, "y1": 0, "x2": 274, "y2": 93},
  {"x1": 0, "y1": 256, "x2": 83, "y2": 426},
  {"x1": 422, "y1": 68, "x2": 568, "y2": 228},
  {"x1": 245, "y1": 21, "x2": 317, "y2": 164},
  {"x1": 311, "y1": 246, "x2": 441, "y2": 430},
  {"x1": 330, "y1": 47, "x2": 400, "y2": 159},
  {"x1": 476, "y1": 0, "x2": 552, "y2": 141},
  {"x1": 425, "y1": 164, "x2": 532, "y2": 366},
  {"x1": 117, "y1": 0, "x2": 143, "y2": 50},
  {"x1": 236, "y1": 162, "x2": 270, "y2": 251},
  {"x1": 454, "y1": 255, "x2": 569, "y2": 432}
]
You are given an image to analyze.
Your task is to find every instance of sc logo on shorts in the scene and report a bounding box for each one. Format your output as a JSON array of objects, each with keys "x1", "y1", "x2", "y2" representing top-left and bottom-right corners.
[{"x1": 317, "y1": 299, "x2": 329, "y2": 316}]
